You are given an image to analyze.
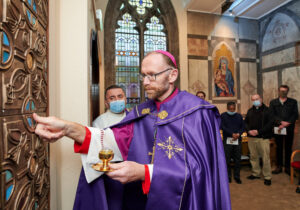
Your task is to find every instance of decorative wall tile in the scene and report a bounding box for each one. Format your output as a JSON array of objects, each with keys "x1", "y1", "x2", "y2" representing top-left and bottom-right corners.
[
  {"x1": 262, "y1": 47, "x2": 295, "y2": 69},
  {"x1": 240, "y1": 62, "x2": 257, "y2": 115},
  {"x1": 188, "y1": 38, "x2": 208, "y2": 56},
  {"x1": 188, "y1": 59, "x2": 208, "y2": 96},
  {"x1": 239, "y1": 42, "x2": 256, "y2": 59},
  {"x1": 263, "y1": 71, "x2": 278, "y2": 106}
]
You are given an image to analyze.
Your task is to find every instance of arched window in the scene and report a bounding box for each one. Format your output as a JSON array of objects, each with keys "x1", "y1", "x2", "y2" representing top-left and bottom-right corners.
[{"x1": 105, "y1": 0, "x2": 179, "y2": 109}]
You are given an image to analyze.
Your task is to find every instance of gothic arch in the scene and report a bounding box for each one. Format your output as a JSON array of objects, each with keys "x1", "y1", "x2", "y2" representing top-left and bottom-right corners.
[{"x1": 261, "y1": 12, "x2": 300, "y2": 52}]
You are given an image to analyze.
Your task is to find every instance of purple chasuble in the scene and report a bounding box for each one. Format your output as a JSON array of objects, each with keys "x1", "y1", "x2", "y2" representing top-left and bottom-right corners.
[{"x1": 74, "y1": 90, "x2": 231, "y2": 210}]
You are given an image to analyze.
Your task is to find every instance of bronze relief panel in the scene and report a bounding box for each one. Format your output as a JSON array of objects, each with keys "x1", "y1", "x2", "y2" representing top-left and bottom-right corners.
[{"x1": 0, "y1": 0, "x2": 49, "y2": 209}]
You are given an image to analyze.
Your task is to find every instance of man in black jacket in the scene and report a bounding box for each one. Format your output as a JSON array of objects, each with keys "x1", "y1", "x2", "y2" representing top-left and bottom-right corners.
[
  {"x1": 245, "y1": 94, "x2": 273, "y2": 185},
  {"x1": 221, "y1": 101, "x2": 245, "y2": 184},
  {"x1": 269, "y1": 85, "x2": 298, "y2": 175}
]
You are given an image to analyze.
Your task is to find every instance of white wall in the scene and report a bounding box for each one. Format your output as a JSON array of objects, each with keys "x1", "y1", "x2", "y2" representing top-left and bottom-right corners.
[
  {"x1": 49, "y1": 0, "x2": 187, "y2": 208},
  {"x1": 49, "y1": 0, "x2": 89, "y2": 209}
]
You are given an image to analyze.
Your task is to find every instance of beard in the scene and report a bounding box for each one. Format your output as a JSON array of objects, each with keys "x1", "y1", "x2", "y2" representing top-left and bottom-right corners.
[{"x1": 145, "y1": 80, "x2": 170, "y2": 100}]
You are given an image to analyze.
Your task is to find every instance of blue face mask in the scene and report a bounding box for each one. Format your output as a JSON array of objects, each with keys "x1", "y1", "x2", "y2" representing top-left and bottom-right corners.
[
  {"x1": 253, "y1": 100, "x2": 261, "y2": 107},
  {"x1": 227, "y1": 111, "x2": 236, "y2": 115},
  {"x1": 110, "y1": 100, "x2": 125, "y2": 113}
]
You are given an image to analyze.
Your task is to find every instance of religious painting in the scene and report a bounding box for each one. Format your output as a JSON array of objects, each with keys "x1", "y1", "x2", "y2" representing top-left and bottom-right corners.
[
  {"x1": 212, "y1": 43, "x2": 236, "y2": 100},
  {"x1": 262, "y1": 13, "x2": 300, "y2": 52}
]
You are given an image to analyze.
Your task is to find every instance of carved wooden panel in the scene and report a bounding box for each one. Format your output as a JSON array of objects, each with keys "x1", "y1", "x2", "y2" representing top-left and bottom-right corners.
[{"x1": 0, "y1": 0, "x2": 49, "y2": 209}]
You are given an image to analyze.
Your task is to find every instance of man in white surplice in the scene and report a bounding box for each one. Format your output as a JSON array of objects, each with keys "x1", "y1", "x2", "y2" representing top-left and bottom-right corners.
[{"x1": 83, "y1": 84, "x2": 128, "y2": 182}]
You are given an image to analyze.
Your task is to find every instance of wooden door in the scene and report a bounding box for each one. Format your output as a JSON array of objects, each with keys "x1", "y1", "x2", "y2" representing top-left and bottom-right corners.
[{"x1": 0, "y1": 0, "x2": 49, "y2": 209}]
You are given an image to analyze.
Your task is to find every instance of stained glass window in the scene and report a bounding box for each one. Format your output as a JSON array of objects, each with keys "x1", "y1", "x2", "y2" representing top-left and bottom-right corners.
[
  {"x1": 115, "y1": 13, "x2": 140, "y2": 108},
  {"x1": 128, "y1": 0, "x2": 153, "y2": 15},
  {"x1": 144, "y1": 16, "x2": 166, "y2": 55},
  {"x1": 114, "y1": 0, "x2": 168, "y2": 109}
]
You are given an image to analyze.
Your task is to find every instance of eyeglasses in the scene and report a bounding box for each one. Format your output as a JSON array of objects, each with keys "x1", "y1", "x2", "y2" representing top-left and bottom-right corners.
[{"x1": 139, "y1": 67, "x2": 173, "y2": 82}]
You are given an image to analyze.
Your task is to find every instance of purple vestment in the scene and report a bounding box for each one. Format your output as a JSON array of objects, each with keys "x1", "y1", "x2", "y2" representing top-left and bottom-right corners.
[{"x1": 74, "y1": 90, "x2": 231, "y2": 210}]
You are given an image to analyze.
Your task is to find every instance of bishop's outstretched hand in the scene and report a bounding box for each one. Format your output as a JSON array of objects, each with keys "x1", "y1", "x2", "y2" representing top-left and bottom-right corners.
[{"x1": 33, "y1": 113, "x2": 86, "y2": 144}]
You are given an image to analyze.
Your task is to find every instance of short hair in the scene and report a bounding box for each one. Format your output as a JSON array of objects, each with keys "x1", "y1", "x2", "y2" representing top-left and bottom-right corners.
[
  {"x1": 144, "y1": 51, "x2": 177, "y2": 69},
  {"x1": 278, "y1": 85, "x2": 289, "y2": 92},
  {"x1": 227, "y1": 101, "x2": 236, "y2": 108},
  {"x1": 105, "y1": 85, "x2": 125, "y2": 98},
  {"x1": 196, "y1": 91, "x2": 206, "y2": 98}
]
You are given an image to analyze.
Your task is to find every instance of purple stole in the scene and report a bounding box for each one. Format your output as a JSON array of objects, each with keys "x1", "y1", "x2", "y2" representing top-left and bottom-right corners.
[{"x1": 74, "y1": 91, "x2": 231, "y2": 210}]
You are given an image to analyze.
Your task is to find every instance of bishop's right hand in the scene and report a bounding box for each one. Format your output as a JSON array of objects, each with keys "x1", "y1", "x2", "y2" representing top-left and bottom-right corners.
[{"x1": 33, "y1": 113, "x2": 66, "y2": 143}]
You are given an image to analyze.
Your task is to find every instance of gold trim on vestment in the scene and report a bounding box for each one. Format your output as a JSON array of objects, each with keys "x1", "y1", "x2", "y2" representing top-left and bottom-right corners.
[
  {"x1": 142, "y1": 108, "x2": 150, "y2": 114},
  {"x1": 179, "y1": 117, "x2": 187, "y2": 210},
  {"x1": 156, "y1": 104, "x2": 212, "y2": 124},
  {"x1": 139, "y1": 107, "x2": 170, "y2": 120},
  {"x1": 158, "y1": 110, "x2": 168, "y2": 119},
  {"x1": 135, "y1": 105, "x2": 140, "y2": 117}
]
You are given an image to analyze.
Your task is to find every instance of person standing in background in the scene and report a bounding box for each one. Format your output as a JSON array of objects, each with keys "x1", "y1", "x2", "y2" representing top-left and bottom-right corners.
[
  {"x1": 269, "y1": 85, "x2": 298, "y2": 175},
  {"x1": 245, "y1": 94, "x2": 273, "y2": 186},
  {"x1": 221, "y1": 101, "x2": 245, "y2": 184},
  {"x1": 196, "y1": 91, "x2": 206, "y2": 100},
  {"x1": 93, "y1": 85, "x2": 127, "y2": 129}
]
